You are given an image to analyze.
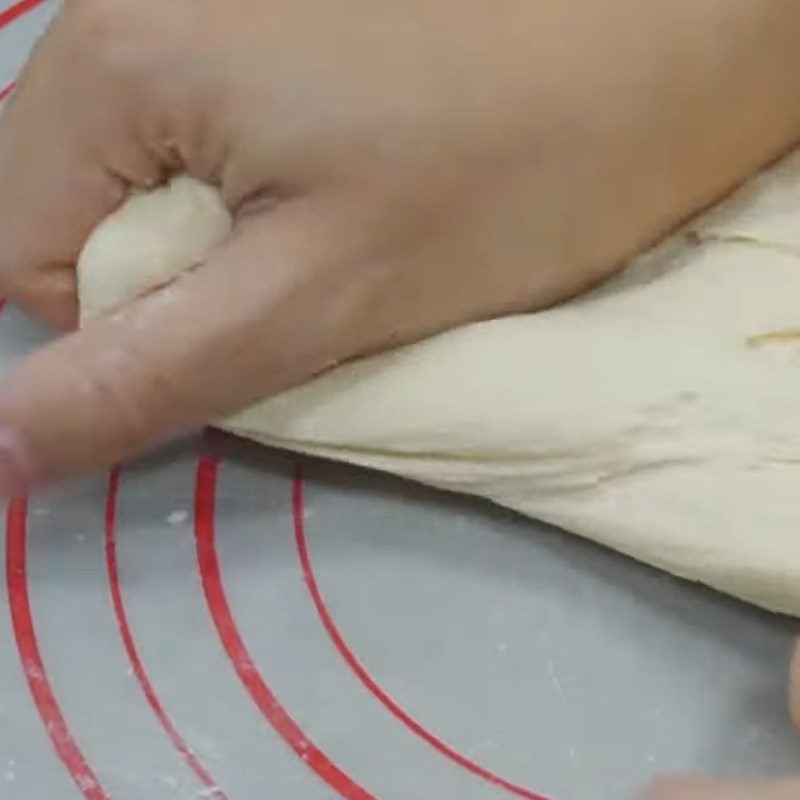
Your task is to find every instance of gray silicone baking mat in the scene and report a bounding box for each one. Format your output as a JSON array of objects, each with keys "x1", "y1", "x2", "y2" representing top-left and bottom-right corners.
[{"x1": 2, "y1": 4, "x2": 800, "y2": 798}]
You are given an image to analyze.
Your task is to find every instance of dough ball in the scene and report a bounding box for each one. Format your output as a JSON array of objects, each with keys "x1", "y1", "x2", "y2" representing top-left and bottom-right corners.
[{"x1": 77, "y1": 175, "x2": 232, "y2": 321}]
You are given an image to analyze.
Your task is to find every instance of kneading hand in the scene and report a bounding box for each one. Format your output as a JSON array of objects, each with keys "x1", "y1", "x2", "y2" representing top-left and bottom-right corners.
[
  {"x1": 642, "y1": 640, "x2": 800, "y2": 799},
  {"x1": 2, "y1": 0, "x2": 800, "y2": 490},
  {"x1": 647, "y1": 777, "x2": 800, "y2": 800}
]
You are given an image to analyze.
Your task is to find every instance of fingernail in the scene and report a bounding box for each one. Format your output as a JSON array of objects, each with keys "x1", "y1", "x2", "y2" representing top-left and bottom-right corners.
[{"x1": 0, "y1": 428, "x2": 38, "y2": 496}]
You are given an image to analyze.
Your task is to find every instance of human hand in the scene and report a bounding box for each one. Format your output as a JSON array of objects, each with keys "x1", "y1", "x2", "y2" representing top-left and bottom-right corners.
[
  {"x1": 644, "y1": 778, "x2": 800, "y2": 800},
  {"x1": 646, "y1": 777, "x2": 800, "y2": 800},
  {"x1": 2, "y1": 0, "x2": 800, "y2": 489},
  {"x1": 643, "y1": 641, "x2": 800, "y2": 799}
]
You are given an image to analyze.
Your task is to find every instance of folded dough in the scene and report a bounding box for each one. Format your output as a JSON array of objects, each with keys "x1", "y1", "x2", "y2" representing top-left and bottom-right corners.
[{"x1": 78, "y1": 155, "x2": 800, "y2": 616}]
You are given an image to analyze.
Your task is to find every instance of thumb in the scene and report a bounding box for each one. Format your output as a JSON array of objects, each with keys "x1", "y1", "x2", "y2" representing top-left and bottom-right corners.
[{"x1": 0, "y1": 194, "x2": 378, "y2": 491}]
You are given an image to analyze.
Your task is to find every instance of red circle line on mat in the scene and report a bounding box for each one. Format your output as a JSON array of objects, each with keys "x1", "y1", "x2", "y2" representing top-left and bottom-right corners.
[
  {"x1": 292, "y1": 466, "x2": 553, "y2": 800},
  {"x1": 6, "y1": 497, "x2": 112, "y2": 800},
  {"x1": 0, "y1": 0, "x2": 52, "y2": 103},
  {"x1": 0, "y1": 0, "x2": 47, "y2": 32},
  {"x1": 0, "y1": 0, "x2": 53, "y2": 101},
  {"x1": 104, "y1": 467, "x2": 228, "y2": 800},
  {"x1": 194, "y1": 455, "x2": 379, "y2": 800}
]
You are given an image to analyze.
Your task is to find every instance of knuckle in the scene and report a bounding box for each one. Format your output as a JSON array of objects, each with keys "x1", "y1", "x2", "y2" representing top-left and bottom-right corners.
[
  {"x1": 10, "y1": 335, "x2": 160, "y2": 473},
  {"x1": 67, "y1": 0, "x2": 136, "y2": 38},
  {"x1": 72, "y1": 340, "x2": 163, "y2": 446},
  {"x1": 64, "y1": 0, "x2": 161, "y2": 80}
]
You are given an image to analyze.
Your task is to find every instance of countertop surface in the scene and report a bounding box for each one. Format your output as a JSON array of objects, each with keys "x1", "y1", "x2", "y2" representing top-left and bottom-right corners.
[{"x1": 2, "y1": 5, "x2": 800, "y2": 798}]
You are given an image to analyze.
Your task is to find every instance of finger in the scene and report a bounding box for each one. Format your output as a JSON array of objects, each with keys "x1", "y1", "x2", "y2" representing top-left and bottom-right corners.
[
  {"x1": 789, "y1": 638, "x2": 800, "y2": 730},
  {"x1": 641, "y1": 640, "x2": 800, "y2": 799},
  {"x1": 644, "y1": 775, "x2": 800, "y2": 800},
  {"x1": 0, "y1": 193, "x2": 379, "y2": 490},
  {"x1": 0, "y1": 1, "x2": 165, "y2": 327},
  {"x1": 0, "y1": 85, "x2": 125, "y2": 328}
]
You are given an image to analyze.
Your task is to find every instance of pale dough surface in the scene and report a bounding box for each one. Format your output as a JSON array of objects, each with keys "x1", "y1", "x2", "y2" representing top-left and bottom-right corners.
[{"x1": 78, "y1": 156, "x2": 800, "y2": 616}]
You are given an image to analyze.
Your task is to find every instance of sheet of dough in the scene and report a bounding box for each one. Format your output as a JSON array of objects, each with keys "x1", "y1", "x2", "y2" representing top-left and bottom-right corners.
[{"x1": 78, "y1": 155, "x2": 800, "y2": 616}]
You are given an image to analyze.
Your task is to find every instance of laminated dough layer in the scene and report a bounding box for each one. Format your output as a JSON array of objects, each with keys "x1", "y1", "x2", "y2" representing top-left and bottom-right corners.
[{"x1": 78, "y1": 158, "x2": 800, "y2": 616}]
